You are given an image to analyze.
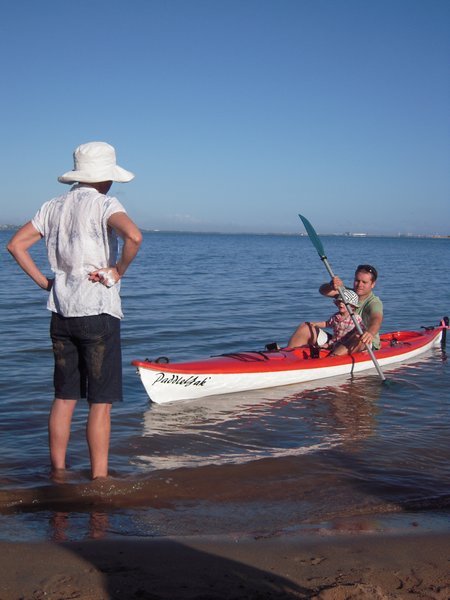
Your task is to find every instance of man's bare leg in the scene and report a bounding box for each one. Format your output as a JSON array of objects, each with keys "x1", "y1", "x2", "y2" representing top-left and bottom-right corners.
[
  {"x1": 49, "y1": 398, "x2": 77, "y2": 472},
  {"x1": 288, "y1": 322, "x2": 318, "y2": 348},
  {"x1": 331, "y1": 333, "x2": 366, "y2": 356},
  {"x1": 87, "y1": 403, "x2": 111, "y2": 479}
]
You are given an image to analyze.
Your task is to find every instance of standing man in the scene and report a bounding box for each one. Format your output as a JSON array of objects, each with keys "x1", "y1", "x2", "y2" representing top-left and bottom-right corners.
[
  {"x1": 7, "y1": 141, "x2": 142, "y2": 479},
  {"x1": 288, "y1": 264, "x2": 383, "y2": 352}
]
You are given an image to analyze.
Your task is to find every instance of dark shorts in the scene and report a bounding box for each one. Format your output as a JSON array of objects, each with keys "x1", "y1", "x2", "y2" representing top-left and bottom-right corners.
[{"x1": 50, "y1": 313, "x2": 122, "y2": 404}]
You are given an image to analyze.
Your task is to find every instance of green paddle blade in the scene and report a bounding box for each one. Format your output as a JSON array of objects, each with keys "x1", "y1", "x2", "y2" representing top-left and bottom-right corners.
[{"x1": 299, "y1": 214, "x2": 326, "y2": 258}]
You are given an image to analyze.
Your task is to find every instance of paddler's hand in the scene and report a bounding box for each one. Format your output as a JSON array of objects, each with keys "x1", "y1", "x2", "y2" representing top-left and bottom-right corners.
[
  {"x1": 331, "y1": 276, "x2": 344, "y2": 292},
  {"x1": 359, "y1": 331, "x2": 374, "y2": 346},
  {"x1": 89, "y1": 267, "x2": 120, "y2": 287}
]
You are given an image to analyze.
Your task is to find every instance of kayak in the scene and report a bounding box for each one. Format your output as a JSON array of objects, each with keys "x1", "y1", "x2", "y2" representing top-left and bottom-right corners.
[{"x1": 132, "y1": 322, "x2": 446, "y2": 404}]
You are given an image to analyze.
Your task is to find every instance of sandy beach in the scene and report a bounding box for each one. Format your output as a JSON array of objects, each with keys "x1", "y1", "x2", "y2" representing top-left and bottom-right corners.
[{"x1": 0, "y1": 530, "x2": 448, "y2": 599}]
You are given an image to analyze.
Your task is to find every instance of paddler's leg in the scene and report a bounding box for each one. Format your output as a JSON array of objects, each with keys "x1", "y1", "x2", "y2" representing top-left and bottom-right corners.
[
  {"x1": 86, "y1": 402, "x2": 111, "y2": 479},
  {"x1": 288, "y1": 321, "x2": 318, "y2": 348},
  {"x1": 331, "y1": 332, "x2": 366, "y2": 356},
  {"x1": 329, "y1": 343, "x2": 349, "y2": 356},
  {"x1": 48, "y1": 398, "x2": 77, "y2": 473}
]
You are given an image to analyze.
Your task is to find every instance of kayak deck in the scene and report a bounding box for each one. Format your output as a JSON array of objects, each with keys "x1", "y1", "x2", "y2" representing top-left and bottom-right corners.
[{"x1": 132, "y1": 329, "x2": 439, "y2": 375}]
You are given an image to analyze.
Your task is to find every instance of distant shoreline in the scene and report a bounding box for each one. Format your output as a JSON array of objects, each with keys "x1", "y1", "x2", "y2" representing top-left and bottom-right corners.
[{"x1": 1, "y1": 224, "x2": 448, "y2": 239}]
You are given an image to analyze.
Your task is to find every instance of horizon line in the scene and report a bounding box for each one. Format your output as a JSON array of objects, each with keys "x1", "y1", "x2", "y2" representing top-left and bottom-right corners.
[{"x1": 0, "y1": 224, "x2": 448, "y2": 239}]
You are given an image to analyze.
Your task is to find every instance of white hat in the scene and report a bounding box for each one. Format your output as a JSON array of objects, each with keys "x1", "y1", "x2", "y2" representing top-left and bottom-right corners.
[
  {"x1": 58, "y1": 141, "x2": 135, "y2": 184},
  {"x1": 338, "y1": 288, "x2": 359, "y2": 307}
]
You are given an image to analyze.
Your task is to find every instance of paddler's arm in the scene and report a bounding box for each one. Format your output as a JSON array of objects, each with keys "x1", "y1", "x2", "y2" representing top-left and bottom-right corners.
[
  {"x1": 319, "y1": 276, "x2": 343, "y2": 298},
  {"x1": 6, "y1": 222, "x2": 53, "y2": 291},
  {"x1": 89, "y1": 212, "x2": 143, "y2": 285},
  {"x1": 359, "y1": 311, "x2": 383, "y2": 347}
]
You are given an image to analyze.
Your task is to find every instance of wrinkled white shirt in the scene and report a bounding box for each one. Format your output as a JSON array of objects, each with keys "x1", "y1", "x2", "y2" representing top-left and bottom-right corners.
[{"x1": 32, "y1": 185, "x2": 126, "y2": 318}]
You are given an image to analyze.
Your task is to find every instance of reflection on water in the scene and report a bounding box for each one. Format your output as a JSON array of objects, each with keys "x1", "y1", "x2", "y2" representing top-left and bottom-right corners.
[
  {"x1": 138, "y1": 376, "x2": 381, "y2": 470},
  {"x1": 50, "y1": 511, "x2": 108, "y2": 541}
]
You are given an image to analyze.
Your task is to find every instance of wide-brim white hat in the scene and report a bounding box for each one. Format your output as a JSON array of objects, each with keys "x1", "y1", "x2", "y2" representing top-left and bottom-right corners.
[{"x1": 58, "y1": 141, "x2": 135, "y2": 183}]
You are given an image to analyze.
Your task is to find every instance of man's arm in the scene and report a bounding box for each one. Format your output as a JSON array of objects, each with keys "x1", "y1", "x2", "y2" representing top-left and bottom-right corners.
[
  {"x1": 6, "y1": 222, "x2": 52, "y2": 290},
  {"x1": 360, "y1": 311, "x2": 383, "y2": 346},
  {"x1": 89, "y1": 212, "x2": 143, "y2": 286},
  {"x1": 319, "y1": 276, "x2": 342, "y2": 298},
  {"x1": 110, "y1": 212, "x2": 143, "y2": 277}
]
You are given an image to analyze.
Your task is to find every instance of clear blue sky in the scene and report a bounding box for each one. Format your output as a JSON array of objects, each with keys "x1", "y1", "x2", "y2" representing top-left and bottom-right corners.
[{"x1": 1, "y1": 0, "x2": 449, "y2": 234}]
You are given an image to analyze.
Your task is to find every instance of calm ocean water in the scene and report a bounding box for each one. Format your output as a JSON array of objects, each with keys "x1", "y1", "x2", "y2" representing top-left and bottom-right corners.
[{"x1": 1, "y1": 230, "x2": 449, "y2": 541}]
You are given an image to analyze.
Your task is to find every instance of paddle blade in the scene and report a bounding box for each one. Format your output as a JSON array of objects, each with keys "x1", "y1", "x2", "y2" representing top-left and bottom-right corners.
[{"x1": 299, "y1": 214, "x2": 326, "y2": 258}]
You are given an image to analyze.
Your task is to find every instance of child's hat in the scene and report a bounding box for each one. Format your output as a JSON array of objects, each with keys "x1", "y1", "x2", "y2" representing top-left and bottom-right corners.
[{"x1": 338, "y1": 288, "x2": 359, "y2": 307}]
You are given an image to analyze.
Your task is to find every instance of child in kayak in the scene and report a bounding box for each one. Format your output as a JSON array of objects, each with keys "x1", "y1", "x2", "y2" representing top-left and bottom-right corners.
[{"x1": 305, "y1": 288, "x2": 364, "y2": 355}]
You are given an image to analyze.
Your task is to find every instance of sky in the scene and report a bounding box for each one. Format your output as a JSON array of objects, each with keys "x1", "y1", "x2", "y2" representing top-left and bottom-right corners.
[{"x1": 1, "y1": 0, "x2": 449, "y2": 235}]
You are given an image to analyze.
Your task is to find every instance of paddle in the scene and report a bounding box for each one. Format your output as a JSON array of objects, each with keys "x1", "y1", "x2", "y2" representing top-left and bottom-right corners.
[{"x1": 299, "y1": 214, "x2": 386, "y2": 382}]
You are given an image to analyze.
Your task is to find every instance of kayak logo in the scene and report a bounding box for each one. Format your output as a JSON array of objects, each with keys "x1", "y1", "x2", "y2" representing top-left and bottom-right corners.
[{"x1": 153, "y1": 372, "x2": 211, "y2": 388}]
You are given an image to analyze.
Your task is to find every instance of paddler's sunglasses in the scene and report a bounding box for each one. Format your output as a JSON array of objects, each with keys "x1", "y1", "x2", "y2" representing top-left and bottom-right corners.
[{"x1": 356, "y1": 264, "x2": 378, "y2": 280}]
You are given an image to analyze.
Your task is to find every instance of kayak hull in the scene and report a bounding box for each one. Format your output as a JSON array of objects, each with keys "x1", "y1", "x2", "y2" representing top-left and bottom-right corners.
[{"x1": 132, "y1": 326, "x2": 444, "y2": 404}]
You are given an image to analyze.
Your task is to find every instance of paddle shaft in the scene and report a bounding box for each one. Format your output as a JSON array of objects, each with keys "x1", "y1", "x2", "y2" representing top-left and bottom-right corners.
[{"x1": 299, "y1": 214, "x2": 386, "y2": 382}]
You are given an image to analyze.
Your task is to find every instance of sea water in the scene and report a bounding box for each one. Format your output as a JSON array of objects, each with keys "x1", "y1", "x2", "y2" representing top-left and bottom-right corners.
[{"x1": 0, "y1": 230, "x2": 449, "y2": 541}]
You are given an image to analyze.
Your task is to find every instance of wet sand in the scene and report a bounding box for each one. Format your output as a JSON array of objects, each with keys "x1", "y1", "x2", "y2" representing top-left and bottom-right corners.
[{"x1": 0, "y1": 531, "x2": 448, "y2": 599}]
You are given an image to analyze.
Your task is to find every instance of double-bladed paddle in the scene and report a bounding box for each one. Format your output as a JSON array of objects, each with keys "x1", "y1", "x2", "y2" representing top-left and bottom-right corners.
[{"x1": 299, "y1": 214, "x2": 386, "y2": 382}]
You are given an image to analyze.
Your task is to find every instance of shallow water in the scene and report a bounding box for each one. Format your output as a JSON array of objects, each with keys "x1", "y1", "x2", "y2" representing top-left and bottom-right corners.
[{"x1": 1, "y1": 230, "x2": 449, "y2": 541}]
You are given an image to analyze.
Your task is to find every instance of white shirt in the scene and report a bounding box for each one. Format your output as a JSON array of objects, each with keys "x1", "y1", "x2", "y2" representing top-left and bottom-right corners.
[{"x1": 32, "y1": 184, "x2": 126, "y2": 318}]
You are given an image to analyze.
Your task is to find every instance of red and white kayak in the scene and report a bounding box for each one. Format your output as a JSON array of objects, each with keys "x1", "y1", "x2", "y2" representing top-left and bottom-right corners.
[{"x1": 132, "y1": 324, "x2": 445, "y2": 404}]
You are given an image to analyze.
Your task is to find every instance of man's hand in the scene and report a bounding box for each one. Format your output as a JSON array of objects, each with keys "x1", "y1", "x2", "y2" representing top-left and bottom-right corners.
[
  {"x1": 89, "y1": 267, "x2": 120, "y2": 287},
  {"x1": 359, "y1": 330, "x2": 374, "y2": 346},
  {"x1": 331, "y1": 276, "x2": 344, "y2": 291}
]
